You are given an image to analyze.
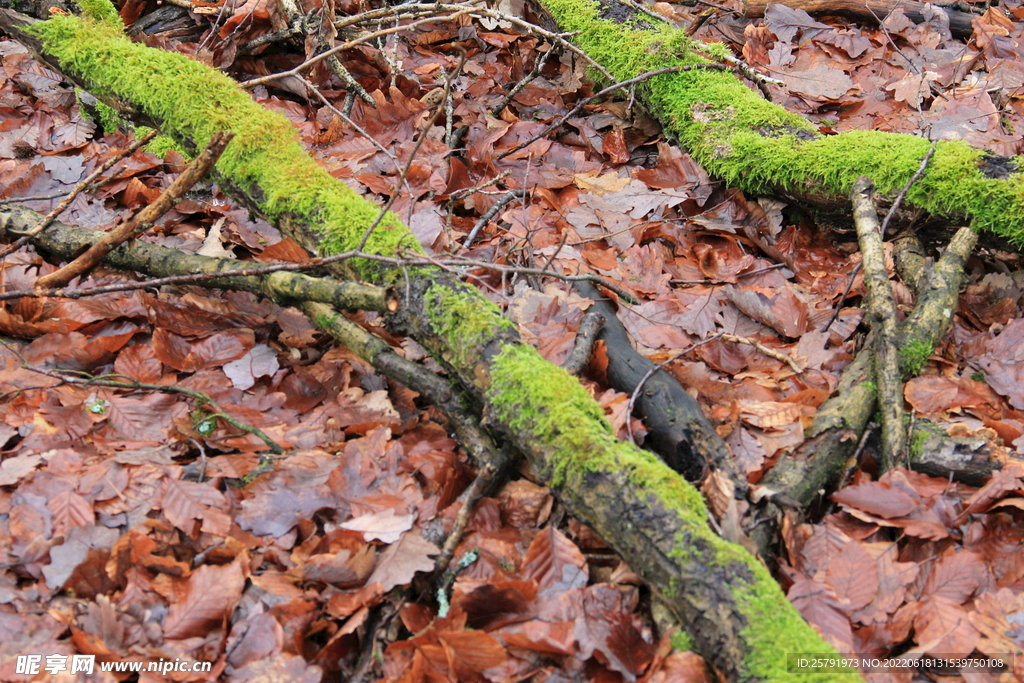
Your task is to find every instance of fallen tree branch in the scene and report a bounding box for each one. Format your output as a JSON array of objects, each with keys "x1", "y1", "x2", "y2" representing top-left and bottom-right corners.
[
  {"x1": 851, "y1": 176, "x2": 904, "y2": 471},
  {"x1": 0, "y1": 206, "x2": 395, "y2": 313},
  {"x1": 531, "y1": 0, "x2": 1024, "y2": 241},
  {"x1": 742, "y1": 0, "x2": 977, "y2": 40},
  {"x1": 576, "y1": 281, "x2": 740, "y2": 488},
  {"x1": 35, "y1": 130, "x2": 234, "y2": 289},
  {"x1": 757, "y1": 227, "x2": 978, "y2": 507},
  {"x1": 0, "y1": 129, "x2": 157, "y2": 258}
]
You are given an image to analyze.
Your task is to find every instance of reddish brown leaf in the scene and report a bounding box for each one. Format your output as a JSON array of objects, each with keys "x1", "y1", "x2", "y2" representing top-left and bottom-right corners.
[
  {"x1": 913, "y1": 595, "x2": 980, "y2": 657},
  {"x1": 824, "y1": 540, "x2": 879, "y2": 612},
  {"x1": 788, "y1": 577, "x2": 853, "y2": 653},
  {"x1": 163, "y1": 560, "x2": 245, "y2": 639},
  {"x1": 365, "y1": 531, "x2": 438, "y2": 593},
  {"x1": 438, "y1": 629, "x2": 507, "y2": 677},
  {"x1": 113, "y1": 343, "x2": 164, "y2": 383},
  {"x1": 339, "y1": 509, "x2": 414, "y2": 544},
  {"x1": 904, "y1": 375, "x2": 1000, "y2": 417},
  {"x1": 153, "y1": 327, "x2": 254, "y2": 372},
  {"x1": 923, "y1": 551, "x2": 988, "y2": 604},
  {"x1": 160, "y1": 477, "x2": 232, "y2": 537},
  {"x1": 831, "y1": 479, "x2": 920, "y2": 519},
  {"x1": 522, "y1": 526, "x2": 588, "y2": 599},
  {"x1": 723, "y1": 284, "x2": 808, "y2": 339},
  {"x1": 47, "y1": 490, "x2": 94, "y2": 535}
]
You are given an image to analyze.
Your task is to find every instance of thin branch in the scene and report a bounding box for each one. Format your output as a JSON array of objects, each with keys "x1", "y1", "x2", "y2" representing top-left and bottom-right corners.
[
  {"x1": 490, "y1": 44, "x2": 555, "y2": 119},
  {"x1": 851, "y1": 176, "x2": 904, "y2": 471},
  {"x1": 3, "y1": 341, "x2": 283, "y2": 453},
  {"x1": 462, "y1": 188, "x2": 528, "y2": 249},
  {"x1": 0, "y1": 129, "x2": 158, "y2": 259},
  {"x1": 356, "y1": 51, "x2": 467, "y2": 252},
  {"x1": 35, "y1": 131, "x2": 234, "y2": 290},
  {"x1": 721, "y1": 332, "x2": 802, "y2": 373},
  {"x1": 496, "y1": 64, "x2": 732, "y2": 161},
  {"x1": 238, "y1": 10, "x2": 476, "y2": 90},
  {"x1": 333, "y1": 3, "x2": 612, "y2": 84}
]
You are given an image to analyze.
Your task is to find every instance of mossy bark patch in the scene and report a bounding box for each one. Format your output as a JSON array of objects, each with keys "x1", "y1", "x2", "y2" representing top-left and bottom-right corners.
[
  {"x1": 27, "y1": 13, "x2": 417, "y2": 278},
  {"x1": 536, "y1": 0, "x2": 1024, "y2": 243}
]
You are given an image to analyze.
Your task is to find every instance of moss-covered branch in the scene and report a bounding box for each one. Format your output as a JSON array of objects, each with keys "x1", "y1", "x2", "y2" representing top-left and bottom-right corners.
[
  {"x1": 533, "y1": 0, "x2": 1024, "y2": 243},
  {"x1": 0, "y1": 206, "x2": 391, "y2": 312},
  {"x1": 758, "y1": 227, "x2": 978, "y2": 505},
  {"x1": 0, "y1": 5, "x2": 860, "y2": 679}
]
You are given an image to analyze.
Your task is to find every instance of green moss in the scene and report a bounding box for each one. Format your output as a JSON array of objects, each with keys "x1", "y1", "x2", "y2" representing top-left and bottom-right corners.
[
  {"x1": 535, "y1": 0, "x2": 1024, "y2": 243},
  {"x1": 27, "y1": 14, "x2": 421, "y2": 279},
  {"x1": 145, "y1": 131, "x2": 184, "y2": 158},
  {"x1": 899, "y1": 338, "x2": 933, "y2": 376},
  {"x1": 910, "y1": 425, "x2": 930, "y2": 458},
  {"x1": 488, "y1": 343, "x2": 706, "y2": 508},
  {"x1": 488, "y1": 343, "x2": 853, "y2": 679},
  {"x1": 93, "y1": 100, "x2": 127, "y2": 134},
  {"x1": 671, "y1": 629, "x2": 694, "y2": 652},
  {"x1": 423, "y1": 282, "x2": 517, "y2": 369},
  {"x1": 732, "y1": 567, "x2": 859, "y2": 680},
  {"x1": 73, "y1": 0, "x2": 122, "y2": 27}
]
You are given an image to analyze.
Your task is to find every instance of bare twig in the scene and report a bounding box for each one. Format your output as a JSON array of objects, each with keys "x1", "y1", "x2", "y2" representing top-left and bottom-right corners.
[
  {"x1": 880, "y1": 144, "x2": 936, "y2": 237},
  {"x1": 721, "y1": 332, "x2": 802, "y2": 373},
  {"x1": 356, "y1": 51, "x2": 467, "y2": 251},
  {"x1": 2, "y1": 340, "x2": 283, "y2": 453},
  {"x1": 490, "y1": 45, "x2": 555, "y2": 119},
  {"x1": 0, "y1": 129, "x2": 158, "y2": 259},
  {"x1": 496, "y1": 64, "x2": 731, "y2": 161},
  {"x1": 35, "y1": 131, "x2": 234, "y2": 290},
  {"x1": 561, "y1": 308, "x2": 606, "y2": 375},
  {"x1": 238, "y1": 10, "x2": 475, "y2": 89},
  {"x1": 462, "y1": 188, "x2": 528, "y2": 249},
  {"x1": 297, "y1": 74, "x2": 411, "y2": 198},
  {"x1": 433, "y1": 464, "x2": 495, "y2": 575},
  {"x1": 333, "y1": 3, "x2": 611, "y2": 84}
]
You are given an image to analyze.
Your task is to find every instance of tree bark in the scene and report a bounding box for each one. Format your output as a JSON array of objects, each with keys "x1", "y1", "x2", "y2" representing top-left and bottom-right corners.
[
  {"x1": 530, "y1": 0, "x2": 1024, "y2": 244},
  {"x1": 742, "y1": 0, "x2": 976, "y2": 40},
  {"x1": 0, "y1": 6, "x2": 857, "y2": 680}
]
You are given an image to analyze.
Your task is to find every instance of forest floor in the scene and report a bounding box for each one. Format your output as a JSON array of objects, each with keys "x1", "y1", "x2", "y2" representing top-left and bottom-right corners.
[{"x1": 2, "y1": 0, "x2": 1024, "y2": 681}]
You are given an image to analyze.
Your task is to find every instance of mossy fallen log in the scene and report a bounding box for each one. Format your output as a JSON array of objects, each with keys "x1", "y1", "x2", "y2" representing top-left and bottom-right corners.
[
  {"x1": 0, "y1": 4, "x2": 861, "y2": 680},
  {"x1": 532, "y1": 0, "x2": 1024, "y2": 244}
]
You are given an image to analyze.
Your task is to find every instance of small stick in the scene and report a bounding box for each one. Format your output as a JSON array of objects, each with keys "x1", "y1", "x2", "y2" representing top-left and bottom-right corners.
[
  {"x1": 462, "y1": 188, "x2": 527, "y2": 249},
  {"x1": 851, "y1": 176, "x2": 904, "y2": 471},
  {"x1": 490, "y1": 45, "x2": 554, "y2": 119},
  {"x1": 496, "y1": 64, "x2": 731, "y2": 161},
  {"x1": 433, "y1": 464, "x2": 495, "y2": 576},
  {"x1": 356, "y1": 52, "x2": 467, "y2": 252},
  {"x1": 3, "y1": 341, "x2": 283, "y2": 454},
  {"x1": 721, "y1": 332, "x2": 802, "y2": 373},
  {"x1": 0, "y1": 129, "x2": 158, "y2": 259},
  {"x1": 34, "y1": 131, "x2": 234, "y2": 290},
  {"x1": 561, "y1": 309, "x2": 606, "y2": 375}
]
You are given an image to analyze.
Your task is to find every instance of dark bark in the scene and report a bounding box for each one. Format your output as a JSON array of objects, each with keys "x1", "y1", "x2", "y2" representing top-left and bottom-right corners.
[{"x1": 576, "y1": 281, "x2": 741, "y2": 489}]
